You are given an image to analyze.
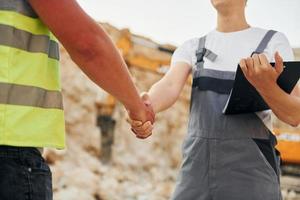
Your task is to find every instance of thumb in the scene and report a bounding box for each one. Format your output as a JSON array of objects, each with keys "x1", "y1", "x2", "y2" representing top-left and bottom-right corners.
[
  {"x1": 141, "y1": 92, "x2": 151, "y2": 106},
  {"x1": 274, "y1": 51, "x2": 284, "y2": 74},
  {"x1": 141, "y1": 92, "x2": 155, "y2": 123}
]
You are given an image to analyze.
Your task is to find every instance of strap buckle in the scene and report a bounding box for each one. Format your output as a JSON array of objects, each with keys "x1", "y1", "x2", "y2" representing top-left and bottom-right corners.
[
  {"x1": 196, "y1": 48, "x2": 206, "y2": 63},
  {"x1": 251, "y1": 51, "x2": 260, "y2": 56}
]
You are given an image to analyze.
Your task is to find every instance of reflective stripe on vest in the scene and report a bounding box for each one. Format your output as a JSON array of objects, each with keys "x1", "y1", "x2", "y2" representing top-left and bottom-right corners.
[
  {"x1": 0, "y1": 82, "x2": 63, "y2": 109},
  {"x1": 0, "y1": 24, "x2": 59, "y2": 60},
  {"x1": 0, "y1": 0, "x2": 38, "y2": 18},
  {"x1": 0, "y1": 0, "x2": 65, "y2": 148}
]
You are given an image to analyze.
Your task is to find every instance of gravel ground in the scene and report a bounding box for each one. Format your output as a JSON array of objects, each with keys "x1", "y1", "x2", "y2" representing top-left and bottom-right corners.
[{"x1": 281, "y1": 176, "x2": 300, "y2": 200}]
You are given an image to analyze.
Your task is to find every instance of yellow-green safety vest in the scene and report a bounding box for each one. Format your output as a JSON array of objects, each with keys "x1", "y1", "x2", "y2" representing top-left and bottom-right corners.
[{"x1": 0, "y1": 0, "x2": 65, "y2": 148}]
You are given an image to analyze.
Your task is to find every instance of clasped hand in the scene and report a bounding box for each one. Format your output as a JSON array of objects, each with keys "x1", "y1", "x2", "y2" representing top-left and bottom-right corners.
[{"x1": 126, "y1": 92, "x2": 155, "y2": 139}]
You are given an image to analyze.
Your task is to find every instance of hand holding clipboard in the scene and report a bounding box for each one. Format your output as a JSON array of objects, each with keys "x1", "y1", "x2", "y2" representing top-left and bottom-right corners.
[{"x1": 223, "y1": 56, "x2": 300, "y2": 115}]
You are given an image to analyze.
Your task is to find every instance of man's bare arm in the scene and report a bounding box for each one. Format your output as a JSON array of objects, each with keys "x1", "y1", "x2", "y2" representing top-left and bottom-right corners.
[
  {"x1": 147, "y1": 62, "x2": 191, "y2": 113},
  {"x1": 127, "y1": 62, "x2": 191, "y2": 137},
  {"x1": 28, "y1": 0, "x2": 153, "y2": 122}
]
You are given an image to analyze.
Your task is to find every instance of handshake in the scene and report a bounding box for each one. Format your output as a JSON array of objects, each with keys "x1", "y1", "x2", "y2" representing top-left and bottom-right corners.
[{"x1": 126, "y1": 92, "x2": 155, "y2": 139}]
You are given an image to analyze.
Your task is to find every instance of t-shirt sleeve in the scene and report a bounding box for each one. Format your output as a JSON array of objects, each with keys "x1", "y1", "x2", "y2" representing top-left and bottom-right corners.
[
  {"x1": 171, "y1": 38, "x2": 198, "y2": 67},
  {"x1": 267, "y1": 32, "x2": 295, "y2": 62}
]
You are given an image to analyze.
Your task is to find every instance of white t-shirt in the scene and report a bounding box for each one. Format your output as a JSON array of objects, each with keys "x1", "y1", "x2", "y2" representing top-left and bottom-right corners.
[{"x1": 171, "y1": 27, "x2": 295, "y2": 130}]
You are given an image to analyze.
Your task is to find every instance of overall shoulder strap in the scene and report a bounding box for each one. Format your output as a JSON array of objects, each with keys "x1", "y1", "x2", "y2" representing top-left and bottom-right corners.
[
  {"x1": 195, "y1": 36, "x2": 218, "y2": 70},
  {"x1": 252, "y1": 30, "x2": 277, "y2": 55},
  {"x1": 196, "y1": 36, "x2": 206, "y2": 63}
]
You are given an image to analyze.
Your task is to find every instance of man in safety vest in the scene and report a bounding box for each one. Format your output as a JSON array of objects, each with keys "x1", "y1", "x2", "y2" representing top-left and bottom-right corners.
[{"x1": 0, "y1": 0, "x2": 154, "y2": 199}]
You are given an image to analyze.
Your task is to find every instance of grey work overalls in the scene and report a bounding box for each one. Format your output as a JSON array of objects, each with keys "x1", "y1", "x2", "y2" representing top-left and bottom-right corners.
[{"x1": 171, "y1": 30, "x2": 282, "y2": 200}]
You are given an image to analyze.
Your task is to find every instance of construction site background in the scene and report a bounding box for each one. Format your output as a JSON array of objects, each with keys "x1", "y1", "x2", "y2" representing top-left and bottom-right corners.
[{"x1": 43, "y1": 23, "x2": 300, "y2": 200}]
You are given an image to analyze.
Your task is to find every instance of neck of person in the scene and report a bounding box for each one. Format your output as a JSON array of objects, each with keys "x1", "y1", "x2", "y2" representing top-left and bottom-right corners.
[{"x1": 217, "y1": 9, "x2": 250, "y2": 33}]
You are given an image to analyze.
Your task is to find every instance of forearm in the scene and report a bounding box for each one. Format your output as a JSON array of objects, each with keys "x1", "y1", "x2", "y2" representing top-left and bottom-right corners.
[
  {"x1": 147, "y1": 62, "x2": 191, "y2": 113},
  {"x1": 66, "y1": 27, "x2": 145, "y2": 113},
  {"x1": 28, "y1": 0, "x2": 145, "y2": 113},
  {"x1": 258, "y1": 84, "x2": 300, "y2": 127},
  {"x1": 148, "y1": 79, "x2": 182, "y2": 113}
]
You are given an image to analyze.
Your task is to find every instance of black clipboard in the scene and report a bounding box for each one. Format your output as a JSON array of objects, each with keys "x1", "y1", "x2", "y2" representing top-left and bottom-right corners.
[{"x1": 223, "y1": 61, "x2": 300, "y2": 115}]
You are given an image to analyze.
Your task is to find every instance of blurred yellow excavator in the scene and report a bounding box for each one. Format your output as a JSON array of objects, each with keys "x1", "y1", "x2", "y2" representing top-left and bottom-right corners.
[{"x1": 98, "y1": 24, "x2": 300, "y2": 174}]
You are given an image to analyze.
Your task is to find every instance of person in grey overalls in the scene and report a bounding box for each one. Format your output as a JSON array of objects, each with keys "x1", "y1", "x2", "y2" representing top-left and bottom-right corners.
[
  {"x1": 171, "y1": 30, "x2": 282, "y2": 200},
  {"x1": 127, "y1": 0, "x2": 300, "y2": 199}
]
